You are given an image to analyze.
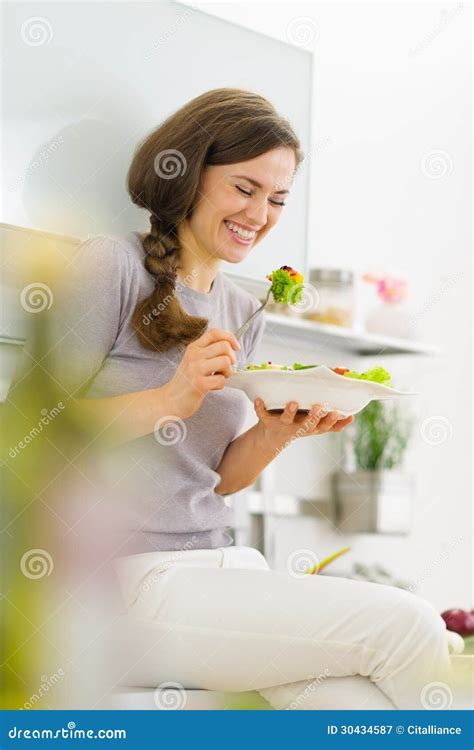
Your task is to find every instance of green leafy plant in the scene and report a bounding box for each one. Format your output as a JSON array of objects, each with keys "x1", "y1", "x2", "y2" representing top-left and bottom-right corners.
[{"x1": 351, "y1": 400, "x2": 413, "y2": 471}]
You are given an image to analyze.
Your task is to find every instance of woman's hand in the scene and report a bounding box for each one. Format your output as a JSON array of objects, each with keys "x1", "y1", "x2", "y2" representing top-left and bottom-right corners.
[
  {"x1": 254, "y1": 398, "x2": 354, "y2": 450},
  {"x1": 165, "y1": 328, "x2": 240, "y2": 420}
]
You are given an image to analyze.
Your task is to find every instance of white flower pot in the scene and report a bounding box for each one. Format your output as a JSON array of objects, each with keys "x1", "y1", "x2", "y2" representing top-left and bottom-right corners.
[{"x1": 332, "y1": 469, "x2": 414, "y2": 534}]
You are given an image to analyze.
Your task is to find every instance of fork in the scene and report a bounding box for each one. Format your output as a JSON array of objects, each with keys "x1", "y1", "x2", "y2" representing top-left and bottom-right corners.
[
  {"x1": 234, "y1": 287, "x2": 272, "y2": 342},
  {"x1": 229, "y1": 287, "x2": 272, "y2": 373}
]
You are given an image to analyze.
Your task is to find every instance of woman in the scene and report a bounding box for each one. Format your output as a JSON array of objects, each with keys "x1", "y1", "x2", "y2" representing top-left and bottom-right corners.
[{"x1": 55, "y1": 89, "x2": 451, "y2": 710}]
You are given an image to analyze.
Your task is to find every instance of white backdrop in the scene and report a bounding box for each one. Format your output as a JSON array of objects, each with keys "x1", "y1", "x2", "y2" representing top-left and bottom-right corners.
[
  {"x1": 2, "y1": 0, "x2": 313, "y2": 281},
  {"x1": 189, "y1": 1, "x2": 472, "y2": 610}
]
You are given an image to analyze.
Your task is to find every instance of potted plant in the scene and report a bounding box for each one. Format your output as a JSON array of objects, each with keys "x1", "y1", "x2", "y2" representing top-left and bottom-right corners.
[{"x1": 332, "y1": 400, "x2": 414, "y2": 533}]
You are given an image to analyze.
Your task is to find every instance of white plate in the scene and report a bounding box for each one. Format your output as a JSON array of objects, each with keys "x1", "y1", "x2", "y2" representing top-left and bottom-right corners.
[{"x1": 226, "y1": 366, "x2": 418, "y2": 416}]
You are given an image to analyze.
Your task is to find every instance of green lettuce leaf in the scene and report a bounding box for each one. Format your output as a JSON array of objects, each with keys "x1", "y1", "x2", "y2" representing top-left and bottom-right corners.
[
  {"x1": 269, "y1": 269, "x2": 303, "y2": 304},
  {"x1": 343, "y1": 366, "x2": 392, "y2": 387}
]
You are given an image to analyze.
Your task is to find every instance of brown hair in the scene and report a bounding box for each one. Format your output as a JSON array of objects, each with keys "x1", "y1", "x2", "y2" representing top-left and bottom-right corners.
[{"x1": 127, "y1": 88, "x2": 304, "y2": 352}]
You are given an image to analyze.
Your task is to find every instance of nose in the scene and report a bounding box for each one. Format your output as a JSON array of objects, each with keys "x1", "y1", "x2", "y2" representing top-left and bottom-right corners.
[{"x1": 245, "y1": 197, "x2": 268, "y2": 228}]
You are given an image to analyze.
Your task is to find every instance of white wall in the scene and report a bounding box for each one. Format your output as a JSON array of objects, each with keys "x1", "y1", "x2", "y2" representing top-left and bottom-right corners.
[
  {"x1": 192, "y1": 2, "x2": 472, "y2": 610},
  {"x1": 2, "y1": 0, "x2": 312, "y2": 281}
]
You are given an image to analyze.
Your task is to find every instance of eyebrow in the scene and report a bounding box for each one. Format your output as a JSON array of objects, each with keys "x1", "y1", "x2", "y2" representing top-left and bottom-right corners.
[{"x1": 230, "y1": 175, "x2": 290, "y2": 195}]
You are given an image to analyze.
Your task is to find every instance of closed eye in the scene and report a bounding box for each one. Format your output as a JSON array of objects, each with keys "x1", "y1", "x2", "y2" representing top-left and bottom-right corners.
[{"x1": 235, "y1": 185, "x2": 286, "y2": 207}]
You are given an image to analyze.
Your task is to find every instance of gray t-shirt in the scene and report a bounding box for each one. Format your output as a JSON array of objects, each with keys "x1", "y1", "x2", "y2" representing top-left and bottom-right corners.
[{"x1": 49, "y1": 231, "x2": 266, "y2": 553}]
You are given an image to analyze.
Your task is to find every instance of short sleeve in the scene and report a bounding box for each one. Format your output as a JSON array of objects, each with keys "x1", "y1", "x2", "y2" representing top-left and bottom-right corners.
[
  {"x1": 45, "y1": 236, "x2": 133, "y2": 396},
  {"x1": 243, "y1": 306, "x2": 266, "y2": 365}
]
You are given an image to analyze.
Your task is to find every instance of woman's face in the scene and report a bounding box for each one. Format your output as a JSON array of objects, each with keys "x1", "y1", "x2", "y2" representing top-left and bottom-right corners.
[{"x1": 188, "y1": 146, "x2": 296, "y2": 264}]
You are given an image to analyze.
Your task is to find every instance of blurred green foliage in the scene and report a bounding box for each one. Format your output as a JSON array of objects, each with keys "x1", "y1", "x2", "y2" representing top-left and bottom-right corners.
[
  {"x1": 1, "y1": 311, "x2": 100, "y2": 708},
  {"x1": 352, "y1": 401, "x2": 414, "y2": 471}
]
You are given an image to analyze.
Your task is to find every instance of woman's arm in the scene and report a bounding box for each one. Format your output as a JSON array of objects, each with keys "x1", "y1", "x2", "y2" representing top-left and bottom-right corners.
[
  {"x1": 215, "y1": 399, "x2": 354, "y2": 495},
  {"x1": 78, "y1": 383, "x2": 176, "y2": 445},
  {"x1": 214, "y1": 420, "x2": 286, "y2": 495},
  {"x1": 78, "y1": 328, "x2": 241, "y2": 445}
]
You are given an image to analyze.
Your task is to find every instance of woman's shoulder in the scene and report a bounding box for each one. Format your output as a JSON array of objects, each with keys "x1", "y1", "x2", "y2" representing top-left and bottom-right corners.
[
  {"x1": 74, "y1": 231, "x2": 145, "y2": 268},
  {"x1": 71, "y1": 231, "x2": 153, "y2": 292}
]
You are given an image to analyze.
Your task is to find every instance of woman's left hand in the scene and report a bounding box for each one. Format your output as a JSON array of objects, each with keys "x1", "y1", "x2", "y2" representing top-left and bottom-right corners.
[{"x1": 254, "y1": 398, "x2": 354, "y2": 445}]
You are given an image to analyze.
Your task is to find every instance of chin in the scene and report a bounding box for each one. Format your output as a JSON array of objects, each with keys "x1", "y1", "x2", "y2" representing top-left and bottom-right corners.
[{"x1": 219, "y1": 246, "x2": 253, "y2": 264}]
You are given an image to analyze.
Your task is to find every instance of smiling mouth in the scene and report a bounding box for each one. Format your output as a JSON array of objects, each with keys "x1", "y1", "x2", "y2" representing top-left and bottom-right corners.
[{"x1": 224, "y1": 220, "x2": 258, "y2": 243}]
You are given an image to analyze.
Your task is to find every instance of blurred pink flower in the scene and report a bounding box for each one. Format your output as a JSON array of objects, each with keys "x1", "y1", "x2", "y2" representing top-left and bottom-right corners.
[{"x1": 363, "y1": 274, "x2": 407, "y2": 304}]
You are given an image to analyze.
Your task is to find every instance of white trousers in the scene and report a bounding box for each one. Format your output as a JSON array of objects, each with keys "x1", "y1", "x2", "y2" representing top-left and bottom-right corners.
[{"x1": 110, "y1": 545, "x2": 452, "y2": 710}]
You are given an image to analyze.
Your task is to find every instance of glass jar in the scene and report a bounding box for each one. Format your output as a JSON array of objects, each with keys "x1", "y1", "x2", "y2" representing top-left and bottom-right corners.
[{"x1": 304, "y1": 268, "x2": 354, "y2": 327}]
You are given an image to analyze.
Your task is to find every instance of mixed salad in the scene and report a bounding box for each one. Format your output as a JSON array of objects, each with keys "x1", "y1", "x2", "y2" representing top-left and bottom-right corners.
[
  {"x1": 266, "y1": 265, "x2": 304, "y2": 304},
  {"x1": 259, "y1": 268, "x2": 392, "y2": 387},
  {"x1": 244, "y1": 362, "x2": 393, "y2": 387}
]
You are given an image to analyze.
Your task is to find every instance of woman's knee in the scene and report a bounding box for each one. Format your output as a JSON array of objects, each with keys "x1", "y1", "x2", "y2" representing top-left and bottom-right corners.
[
  {"x1": 398, "y1": 589, "x2": 445, "y2": 636},
  {"x1": 370, "y1": 584, "x2": 447, "y2": 651}
]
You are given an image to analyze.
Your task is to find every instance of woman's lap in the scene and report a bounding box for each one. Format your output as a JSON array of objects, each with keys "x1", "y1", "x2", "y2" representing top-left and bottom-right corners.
[{"x1": 111, "y1": 547, "x2": 451, "y2": 708}]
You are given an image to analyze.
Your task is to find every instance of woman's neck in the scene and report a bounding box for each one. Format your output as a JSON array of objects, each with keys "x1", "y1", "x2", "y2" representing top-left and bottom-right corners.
[{"x1": 176, "y1": 222, "x2": 220, "y2": 293}]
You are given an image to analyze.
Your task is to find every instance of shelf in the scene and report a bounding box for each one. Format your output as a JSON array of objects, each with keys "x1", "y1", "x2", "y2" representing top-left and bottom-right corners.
[
  {"x1": 226, "y1": 271, "x2": 438, "y2": 356},
  {"x1": 1, "y1": 276, "x2": 438, "y2": 357},
  {"x1": 263, "y1": 313, "x2": 438, "y2": 356},
  {"x1": 241, "y1": 490, "x2": 332, "y2": 519}
]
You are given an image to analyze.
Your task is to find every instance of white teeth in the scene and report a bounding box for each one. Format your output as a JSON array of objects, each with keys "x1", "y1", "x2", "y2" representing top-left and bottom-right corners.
[{"x1": 225, "y1": 220, "x2": 256, "y2": 240}]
